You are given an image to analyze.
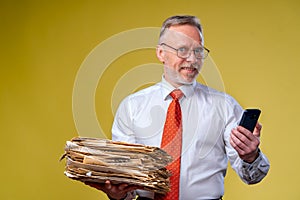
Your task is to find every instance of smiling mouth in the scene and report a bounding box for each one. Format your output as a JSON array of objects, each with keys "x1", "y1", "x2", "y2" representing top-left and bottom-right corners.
[{"x1": 181, "y1": 67, "x2": 197, "y2": 72}]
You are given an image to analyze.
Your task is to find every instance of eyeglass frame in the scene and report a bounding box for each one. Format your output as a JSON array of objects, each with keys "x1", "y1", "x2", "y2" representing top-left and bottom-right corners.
[{"x1": 160, "y1": 43, "x2": 210, "y2": 59}]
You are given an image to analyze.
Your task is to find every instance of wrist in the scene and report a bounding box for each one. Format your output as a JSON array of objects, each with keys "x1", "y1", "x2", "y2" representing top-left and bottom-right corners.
[{"x1": 244, "y1": 148, "x2": 260, "y2": 163}]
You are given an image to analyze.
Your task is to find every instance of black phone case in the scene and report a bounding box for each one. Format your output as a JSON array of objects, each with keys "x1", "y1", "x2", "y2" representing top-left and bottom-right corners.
[{"x1": 238, "y1": 109, "x2": 261, "y2": 132}]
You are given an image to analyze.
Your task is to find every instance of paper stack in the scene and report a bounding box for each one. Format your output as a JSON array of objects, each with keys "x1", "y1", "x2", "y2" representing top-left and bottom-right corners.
[{"x1": 61, "y1": 137, "x2": 172, "y2": 194}]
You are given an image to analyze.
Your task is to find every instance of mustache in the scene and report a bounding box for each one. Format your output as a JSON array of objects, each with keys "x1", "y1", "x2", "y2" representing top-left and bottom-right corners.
[{"x1": 180, "y1": 63, "x2": 200, "y2": 69}]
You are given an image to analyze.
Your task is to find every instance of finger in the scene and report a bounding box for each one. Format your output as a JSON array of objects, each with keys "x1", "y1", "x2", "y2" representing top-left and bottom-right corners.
[
  {"x1": 118, "y1": 183, "x2": 129, "y2": 191},
  {"x1": 237, "y1": 126, "x2": 255, "y2": 141},
  {"x1": 105, "y1": 180, "x2": 112, "y2": 190},
  {"x1": 256, "y1": 122, "x2": 262, "y2": 130},
  {"x1": 253, "y1": 122, "x2": 262, "y2": 137},
  {"x1": 232, "y1": 127, "x2": 260, "y2": 151},
  {"x1": 231, "y1": 133, "x2": 257, "y2": 160},
  {"x1": 230, "y1": 136, "x2": 246, "y2": 157},
  {"x1": 230, "y1": 131, "x2": 248, "y2": 152},
  {"x1": 232, "y1": 128, "x2": 251, "y2": 147}
]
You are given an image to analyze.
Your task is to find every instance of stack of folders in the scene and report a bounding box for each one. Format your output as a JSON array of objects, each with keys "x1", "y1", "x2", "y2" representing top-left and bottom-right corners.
[{"x1": 61, "y1": 137, "x2": 172, "y2": 194}]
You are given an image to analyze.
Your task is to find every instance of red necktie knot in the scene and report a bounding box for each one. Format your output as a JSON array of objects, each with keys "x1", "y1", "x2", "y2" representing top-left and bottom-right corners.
[{"x1": 170, "y1": 89, "x2": 183, "y2": 100}]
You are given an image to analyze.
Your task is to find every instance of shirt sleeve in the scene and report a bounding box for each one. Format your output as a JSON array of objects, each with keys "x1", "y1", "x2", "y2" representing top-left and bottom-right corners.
[
  {"x1": 112, "y1": 96, "x2": 136, "y2": 143},
  {"x1": 224, "y1": 96, "x2": 270, "y2": 184},
  {"x1": 239, "y1": 150, "x2": 270, "y2": 184}
]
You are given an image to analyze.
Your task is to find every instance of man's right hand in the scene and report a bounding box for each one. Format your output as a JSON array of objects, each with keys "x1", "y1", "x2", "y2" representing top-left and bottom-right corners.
[{"x1": 85, "y1": 180, "x2": 142, "y2": 200}]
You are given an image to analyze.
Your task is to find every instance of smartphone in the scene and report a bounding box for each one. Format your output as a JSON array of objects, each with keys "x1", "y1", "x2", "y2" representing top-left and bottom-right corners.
[{"x1": 238, "y1": 109, "x2": 261, "y2": 133}]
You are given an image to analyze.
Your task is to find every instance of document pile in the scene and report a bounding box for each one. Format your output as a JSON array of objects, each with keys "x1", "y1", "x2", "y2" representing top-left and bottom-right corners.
[{"x1": 61, "y1": 137, "x2": 172, "y2": 194}]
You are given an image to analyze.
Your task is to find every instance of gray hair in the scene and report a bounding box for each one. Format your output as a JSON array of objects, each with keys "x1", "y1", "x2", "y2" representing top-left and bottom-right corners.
[{"x1": 159, "y1": 15, "x2": 203, "y2": 43}]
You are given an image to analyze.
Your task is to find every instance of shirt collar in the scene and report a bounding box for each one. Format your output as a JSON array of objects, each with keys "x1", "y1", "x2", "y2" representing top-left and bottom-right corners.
[{"x1": 161, "y1": 75, "x2": 196, "y2": 100}]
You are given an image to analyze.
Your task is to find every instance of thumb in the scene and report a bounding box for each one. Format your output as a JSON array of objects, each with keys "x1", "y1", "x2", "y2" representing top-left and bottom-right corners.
[
  {"x1": 253, "y1": 122, "x2": 262, "y2": 137},
  {"x1": 105, "y1": 180, "x2": 112, "y2": 190}
]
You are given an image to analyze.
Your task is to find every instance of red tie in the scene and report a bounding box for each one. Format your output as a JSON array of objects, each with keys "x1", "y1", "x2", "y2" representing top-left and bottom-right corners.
[{"x1": 159, "y1": 89, "x2": 183, "y2": 200}]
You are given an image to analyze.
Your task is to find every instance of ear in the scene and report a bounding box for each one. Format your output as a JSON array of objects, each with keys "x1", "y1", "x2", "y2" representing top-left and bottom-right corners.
[{"x1": 156, "y1": 45, "x2": 165, "y2": 63}]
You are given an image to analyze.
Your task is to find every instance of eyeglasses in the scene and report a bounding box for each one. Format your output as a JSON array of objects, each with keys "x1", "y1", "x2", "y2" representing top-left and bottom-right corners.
[{"x1": 160, "y1": 43, "x2": 210, "y2": 59}]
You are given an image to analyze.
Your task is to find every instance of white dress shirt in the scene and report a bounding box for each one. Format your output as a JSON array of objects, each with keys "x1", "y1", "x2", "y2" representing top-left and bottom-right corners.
[{"x1": 112, "y1": 77, "x2": 270, "y2": 200}]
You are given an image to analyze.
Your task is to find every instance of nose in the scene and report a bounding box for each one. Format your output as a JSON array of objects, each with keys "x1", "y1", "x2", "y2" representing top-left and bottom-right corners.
[{"x1": 186, "y1": 50, "x2": 197, "y2": 62}]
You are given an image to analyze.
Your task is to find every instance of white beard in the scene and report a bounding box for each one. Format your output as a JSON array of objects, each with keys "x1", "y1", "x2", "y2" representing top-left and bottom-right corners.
[{"x1": 164, "y1": 63, "x2": 201, "y2": 86}]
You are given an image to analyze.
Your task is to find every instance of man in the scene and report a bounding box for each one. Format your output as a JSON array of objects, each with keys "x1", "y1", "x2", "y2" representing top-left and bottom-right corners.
[{"x1": 87, "y1": 15, "x2": 270, "y2": 200}]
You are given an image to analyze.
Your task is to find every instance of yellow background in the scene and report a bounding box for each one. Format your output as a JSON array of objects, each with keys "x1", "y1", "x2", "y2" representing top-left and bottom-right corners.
[{"x1": 1, "y1": 0, "x2": 299, "y2": 199}]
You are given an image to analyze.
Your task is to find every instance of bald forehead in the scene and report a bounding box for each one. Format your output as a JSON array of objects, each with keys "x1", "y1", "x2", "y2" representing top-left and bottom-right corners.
[
  {"x1": 169, "y1": 25, "x2": 202, "y2": 42},
  {"x1": 160, "y1": 24, "x2": 203, "y2": 46}
]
